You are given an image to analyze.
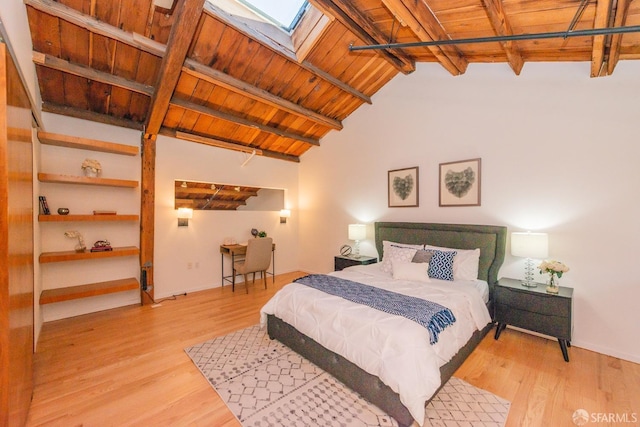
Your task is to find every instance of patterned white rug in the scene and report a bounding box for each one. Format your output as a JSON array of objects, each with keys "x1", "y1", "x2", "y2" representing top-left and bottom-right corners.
[{"x1": 185, "y1": 325, "x2": 510, "y2": 427}]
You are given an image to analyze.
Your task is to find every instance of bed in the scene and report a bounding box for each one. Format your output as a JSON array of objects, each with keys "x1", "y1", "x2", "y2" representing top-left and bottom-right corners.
[{"x1": 261, "y1": 222, "x2": 507, "y2": 427}]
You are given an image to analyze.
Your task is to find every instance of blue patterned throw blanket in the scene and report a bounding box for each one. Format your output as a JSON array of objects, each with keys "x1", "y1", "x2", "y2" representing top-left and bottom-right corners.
[{"x1": 294, "y1": 274, "x2": 456, "y2": 344}]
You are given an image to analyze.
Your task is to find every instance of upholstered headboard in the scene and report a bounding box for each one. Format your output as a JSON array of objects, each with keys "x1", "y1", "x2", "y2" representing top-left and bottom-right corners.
[{"x1": 374, "y1": 222, "x2": 507, "y2": 286}]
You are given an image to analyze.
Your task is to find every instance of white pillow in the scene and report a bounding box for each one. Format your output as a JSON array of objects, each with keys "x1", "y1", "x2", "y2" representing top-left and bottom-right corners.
[
  {"x1": 424, "y1": 244, "x2": 480, "y2": 281},
  {"x1": 380, "y1": 244, "x2": 419, "y2": 273},
  {"x1": 392, "y1": 259, "x2": 430, "y2": 283}
]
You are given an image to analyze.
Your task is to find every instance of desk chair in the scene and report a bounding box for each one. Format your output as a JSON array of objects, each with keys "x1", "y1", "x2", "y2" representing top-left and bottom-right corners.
[{"x1": 233, "y1": 237, "x2": 273, "y2": 293}]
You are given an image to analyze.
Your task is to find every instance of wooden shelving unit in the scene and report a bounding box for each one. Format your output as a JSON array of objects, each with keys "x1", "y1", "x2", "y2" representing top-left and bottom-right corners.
[
  {"x1": 39, "y1": 214, "x2": 139, "y2": 222},
  {"x1": 38, "y1": 131, "x2": 141, "y2": 310},
  {"x1": 37, "y1": 131, "x2": 139, "y2": 156},
  {"x1": 38, "y1": 173, "x2": 138, "y2": 188},
  {"x1": 39, "y1": 246, "x2": 140, "y2": 263},
  {"x1": 40, "y1": 278, "x2": 139, "y2": 305}
]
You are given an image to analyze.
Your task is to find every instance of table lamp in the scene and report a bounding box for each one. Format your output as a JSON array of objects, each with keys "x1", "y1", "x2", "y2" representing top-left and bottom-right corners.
[
  {"x1": 511, "y1": 231, "x2": 548, "y2": 287},
  {"x1": 348, "y1": 224, "x2": 367, "y2": 258}
]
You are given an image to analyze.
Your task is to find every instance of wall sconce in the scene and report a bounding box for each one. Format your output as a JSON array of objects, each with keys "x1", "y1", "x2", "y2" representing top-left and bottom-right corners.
[
  {"x1": 348, "y1": 224, "x2": 367, "y2": 257},
  {"x1": 511, "y1": 231, "x2": 548, "y2": 287},
  {"x1": 279, "y1": 209, "x2": 291, "y2": 223},
  {"x1": 177, "y1": 208, "x2": 193, "y2": 227}
]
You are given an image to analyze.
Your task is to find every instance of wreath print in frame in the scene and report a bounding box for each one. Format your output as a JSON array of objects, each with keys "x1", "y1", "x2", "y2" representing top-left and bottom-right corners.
[
  {"x1": 388, "y1": 167, "x2": 419, "y2": 207},
  {"x1": 439, "y1": 158, "x2": 481, "y2": 207}
]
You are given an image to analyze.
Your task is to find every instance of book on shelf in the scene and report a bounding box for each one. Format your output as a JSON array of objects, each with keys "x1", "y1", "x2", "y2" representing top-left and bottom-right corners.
[
  {"x1": 90, "y1": 246, "x2": 113, "y2": 252},
  {"x1": 39, "y1": 196, "x2": 51, "y2": 215},
  {"x1": 93, "y1": 210, "x2": 117, "y2": 215}
]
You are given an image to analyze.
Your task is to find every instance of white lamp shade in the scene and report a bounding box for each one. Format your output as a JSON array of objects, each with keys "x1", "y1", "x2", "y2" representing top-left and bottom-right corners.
[
  {"x1": 511, "y1": 232, "x2": 548, "y2": 259},
  {"x1": 177, "y1": 208, "x2": 193, "y2": 219},
  {"x1": 348, "y1": 224, "x2": 366, "y2": 241},
  {"x1": 279, "y1": 209, "x2": 291, "y2": 218}
]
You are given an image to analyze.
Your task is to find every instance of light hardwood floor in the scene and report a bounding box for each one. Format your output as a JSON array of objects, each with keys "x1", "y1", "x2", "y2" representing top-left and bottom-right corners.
[{"x1": 27, "y1": 272, "x2": 640, "y2": 426}]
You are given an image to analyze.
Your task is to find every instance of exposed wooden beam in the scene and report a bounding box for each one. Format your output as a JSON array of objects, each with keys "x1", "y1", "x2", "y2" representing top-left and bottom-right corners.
[
  {"x1": 606, "y1": 0, "x2": 631, "y2": 75},
  {"x1": 42, "y1": 103, "x2": 144, "y2": 130},
  {"x1": 24, "y1": 0, "x2": 165, "y2": 57},
  {"x1": 591, "y1": 0, "x2": 613, "y2": 77},
  {"x1": 166, "y1": 130, "x2": 300, "y2": 163},
  {"x1": 480, "y1": 0, "x2": 524, "y2": 75},
  {"x1": 171, "y1": 97, "x2": 320, "y2": 147},
  {"x1": 33, "y1": 52, "x2": 154, "y2": 96},
  {"x1": 182, "y1": 60, "x2": 342, "y2": 130},
  {"x1": 26, "y1": 0, "x2": 343, "y2": 131},
  {"x1": 145, "y1": 0, "x2": 205, "y2": 136},
  {"x1": 310, "y1": 0, "x2": 415, "y2": 74},
  {"x1": 380, "y1": 0, "x2": 468, "y2": 76},
  {"x1": 175, "y1": 187, "x2": 258, "y2": 198},
  {"x1": 176, "y1": 198, "x2": 246, "y2": 210},
  {"x1": 203, "y1": 2, "x2": 372, "y2": 104}
]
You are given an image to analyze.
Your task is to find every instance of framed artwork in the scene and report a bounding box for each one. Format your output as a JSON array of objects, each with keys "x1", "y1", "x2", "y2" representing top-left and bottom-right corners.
[
  {"x1": 388, "y1": 166, "x2": 419, "y2": 207},
  {"x1": 439, "y1": 158, "x2": 481, "y2": 207}
]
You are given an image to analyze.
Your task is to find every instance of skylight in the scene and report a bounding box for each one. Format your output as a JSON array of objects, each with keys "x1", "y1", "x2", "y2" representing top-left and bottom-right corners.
[{"x1": 237, "y1": 0, "x2": 308, "y2": 31}]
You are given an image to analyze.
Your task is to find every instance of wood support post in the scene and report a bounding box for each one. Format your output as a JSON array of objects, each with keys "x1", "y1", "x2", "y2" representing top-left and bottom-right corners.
[{"x1": 140, "y1": 134, "x2": 156, "y2": 304}]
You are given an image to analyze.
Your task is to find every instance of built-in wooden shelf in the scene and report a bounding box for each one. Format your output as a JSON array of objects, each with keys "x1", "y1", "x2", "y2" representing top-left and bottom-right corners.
[
  {"x1": 38, "y1": 131, "x2": 139, "y2": 156},
  {"x1": 39, "y1": 277, "x2": 140, "y2": 304},
  {"x1": 38, "y1": 173, "x2": 138, "y2": 188},
  {"x1": 39, "y1": 246, "x2": 140, "y2": 263},
  {"x1": 39, "y1": 214, "x2": 139, "y2": 222}
]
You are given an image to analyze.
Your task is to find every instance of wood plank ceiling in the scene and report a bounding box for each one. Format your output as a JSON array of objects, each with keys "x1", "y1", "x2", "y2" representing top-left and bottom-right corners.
[{"x1": 24, "y1": 0, "x2": 640, "y2": 163}]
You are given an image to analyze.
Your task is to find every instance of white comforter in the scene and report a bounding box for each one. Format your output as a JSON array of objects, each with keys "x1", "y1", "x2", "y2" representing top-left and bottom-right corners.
[{"x1": 259, "y1": 264, "x2": 492, "y2": 425}]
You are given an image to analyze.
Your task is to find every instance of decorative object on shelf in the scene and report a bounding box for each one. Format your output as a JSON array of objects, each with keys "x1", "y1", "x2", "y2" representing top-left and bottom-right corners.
[
  {"x1": 538, "y1": 260, "x2": 570, "y2": 294},
  {"x1": 93, "y1": 210, "x2": 117, "y2": 215},
  {"x1": 57, "y1": 207, "x2": 70, "y2": 215},
  {"x1": 251, "y1": 228, "x2": 259, "y2": 237},
  {"x1": 258, "y1": 230, "x2": 267, "y2": 238},
  {"x1": 511, "y1": 231, "x2": 549, "y2": 288},
  {"x1": 388, "y1": 166, "x2": 419, "y2": 207},
  {"x1": 90, "y1": 240, "x2": 113, "y2": 252},
  {"x1": 64, "y1": 230, "x2": 86, "y2": 252},
  {"x1": 279, "y1": 209, "x2": 291, "y2": 224},
  {"x1": 439, "y1": 158, "x2": 481, "y2": 207},
  {"x1": 81, "y1": 158, "x2": 102, "y2": 177},
  {"x1": 39, "y1": 196, "x2": 51, "y2": 215},
  {"x1": 348, "y1": 224, "x2": 367, "y2": 257},
  {"x1": 340, "y1": 244, "x2": 352, "y2": 256},
  {"x1": 177, "y1": 208, "x2": 193, "y2": 227}
]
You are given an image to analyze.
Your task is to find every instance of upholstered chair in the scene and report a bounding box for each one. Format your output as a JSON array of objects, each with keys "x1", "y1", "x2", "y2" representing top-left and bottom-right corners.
[{"x1": 233, "y1": 237, "x2": 273, "y2": 293}]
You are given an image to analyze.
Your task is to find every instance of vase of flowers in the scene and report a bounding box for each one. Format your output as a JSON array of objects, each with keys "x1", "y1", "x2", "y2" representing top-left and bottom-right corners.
[
  {"x1": 538, "y1": 260, "x2": 569, "y2": 294},
  {"x1": 81, "y1": 158, "x2": 102, "y2": 177}
]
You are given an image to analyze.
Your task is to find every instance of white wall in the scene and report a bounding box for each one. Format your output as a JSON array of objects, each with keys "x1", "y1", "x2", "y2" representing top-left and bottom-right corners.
[
  {"x1": 299, "y1": 62, "x2": 640, "y2": 364},
  {"x1": 154, "y1": 135, "x2": 299, "y2": 298}
]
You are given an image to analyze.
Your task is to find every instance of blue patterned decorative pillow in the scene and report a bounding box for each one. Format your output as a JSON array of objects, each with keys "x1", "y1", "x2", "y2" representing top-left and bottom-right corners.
[{"x1": 425, "y1": 249, "x2": 457, "y2": 281}]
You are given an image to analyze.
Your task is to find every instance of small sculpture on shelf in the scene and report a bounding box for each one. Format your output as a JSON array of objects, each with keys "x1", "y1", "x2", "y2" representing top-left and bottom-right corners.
[
  {"x1": 64, "y1": 230, "x2": 86, "y2": 253},
  {"x1": 81, "y1": 158, "x2": 102, "y2": 177},
  {"x1": 91, "y1": 240, "x2": 113, "y2": 252}
]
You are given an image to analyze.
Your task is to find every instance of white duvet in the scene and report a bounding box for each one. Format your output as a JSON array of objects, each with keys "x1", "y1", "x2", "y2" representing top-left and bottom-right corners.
[{"x1": 259, "y1": 263, "x2": 492, "y2": 426}]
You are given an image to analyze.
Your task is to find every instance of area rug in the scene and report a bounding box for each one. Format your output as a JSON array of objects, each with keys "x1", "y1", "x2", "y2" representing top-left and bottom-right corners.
[{"x1": 185, "y1": 325, "x2": 510, "y2": 427}]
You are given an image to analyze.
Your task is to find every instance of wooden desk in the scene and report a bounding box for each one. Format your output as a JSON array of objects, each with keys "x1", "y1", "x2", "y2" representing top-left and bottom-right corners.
[{"x1": 220, "y1": 243, "x2": 275, "y2": 289}]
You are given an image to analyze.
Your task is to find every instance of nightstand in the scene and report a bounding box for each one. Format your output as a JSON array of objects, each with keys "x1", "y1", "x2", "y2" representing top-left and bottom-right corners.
[
  {"x1": 334, "y1": 255, "x2": 377, "y2": 271},
  {"x1": 494, "y1": 277, "x2": 574, "y2": 362}
]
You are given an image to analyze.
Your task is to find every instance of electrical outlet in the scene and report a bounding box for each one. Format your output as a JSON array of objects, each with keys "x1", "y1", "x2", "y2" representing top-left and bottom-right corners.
[{"x1": 187, "y1": 262, "x2": 193, "y2": 269}]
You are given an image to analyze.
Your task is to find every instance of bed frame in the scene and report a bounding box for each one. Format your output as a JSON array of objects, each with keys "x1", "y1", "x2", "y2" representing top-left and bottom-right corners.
[{"x1": 267, "y1": 222, "x2": 507, "y2": 427}]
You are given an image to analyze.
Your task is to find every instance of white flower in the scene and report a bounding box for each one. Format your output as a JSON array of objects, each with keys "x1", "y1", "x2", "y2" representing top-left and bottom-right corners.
[{"x1": 538, "y1": 260, "x2": 570, "y2": 277}]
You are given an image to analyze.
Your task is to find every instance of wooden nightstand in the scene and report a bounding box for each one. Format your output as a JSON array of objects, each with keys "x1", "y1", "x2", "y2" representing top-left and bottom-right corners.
[
  {"x1": 334, "y1": 255, "x2": 377, "y2": 271},
  {"x1": 494, "y1": 277, "x2": 574, "y2": 362}
]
